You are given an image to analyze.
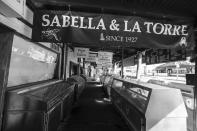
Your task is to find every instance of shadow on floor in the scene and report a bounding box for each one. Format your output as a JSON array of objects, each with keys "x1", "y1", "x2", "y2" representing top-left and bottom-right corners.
[{"x1": 59, "y1": 83, "x2": 131, "y2": 131}]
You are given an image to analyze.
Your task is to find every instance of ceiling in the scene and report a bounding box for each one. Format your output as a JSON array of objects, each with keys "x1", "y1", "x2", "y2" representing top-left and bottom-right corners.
[
  {"x1": 28, "y1": 0, "x2": 197, "y2": 61},
  {"x1": 29, "y1": 0, "x2": 197, "y2": 19}
]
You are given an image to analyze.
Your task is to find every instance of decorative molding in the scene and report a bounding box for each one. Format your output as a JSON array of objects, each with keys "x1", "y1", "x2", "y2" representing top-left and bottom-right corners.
[
  {"x1": 0, "y1": 13, "x2": 32, "y2": 38},
  {"x1": 0, "y1": 0, "x2": 26, "y2": 18}
]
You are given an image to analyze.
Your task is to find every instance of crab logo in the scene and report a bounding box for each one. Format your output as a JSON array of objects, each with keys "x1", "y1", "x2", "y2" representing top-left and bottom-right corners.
[
  {"x1": 42, "y1": 29, "x2": 61, "y2": 41},
  {"x1": 179, "y1": 37, "x2": 187, "y2": 47}
]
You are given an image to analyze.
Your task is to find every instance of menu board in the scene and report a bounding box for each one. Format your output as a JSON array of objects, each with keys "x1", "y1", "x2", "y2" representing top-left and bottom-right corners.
[
  {"x1": 146, "y1": 48, "x2": 186, "y2": 65},
  {"x1": 85, "y1": 51, "x2": 98, "y2": 62},
  {"x1": 98, "y1": 51, "x2": 113, "y2": 64},
  {"x1": 74, "y1": 47, "x2": 89, "y2": 58}
]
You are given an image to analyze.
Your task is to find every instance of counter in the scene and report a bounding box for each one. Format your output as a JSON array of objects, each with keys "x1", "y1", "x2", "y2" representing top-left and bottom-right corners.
[
  {"x1": 111, "y1": 78, "x2": 188, "y2": 131},
  {"x1": 3, "y1": 80, "x2": 75, "y2": 131},
  {"x1": 67, "y1": 75, "x2": 86, "y2": 103}
]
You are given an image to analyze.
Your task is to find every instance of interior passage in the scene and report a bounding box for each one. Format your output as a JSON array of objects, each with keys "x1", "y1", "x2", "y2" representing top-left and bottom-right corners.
[{"x1": 59, "y1": 82, "x2": 131, "y2": 131}]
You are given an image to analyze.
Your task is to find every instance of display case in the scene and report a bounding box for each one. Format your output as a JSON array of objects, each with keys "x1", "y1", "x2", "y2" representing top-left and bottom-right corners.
[
  {"x1": 67, "y1": 75, "x2": 86, "y2": 103},
  {"x1": 148, "y1": 79, "x2": 194, "y2": 131},
  {"x1": 3, "y1": 80, "x2": 75, "y2": 131},
  {"x1": 111, "y1": 78, "x2": 188, "y2": 131}
]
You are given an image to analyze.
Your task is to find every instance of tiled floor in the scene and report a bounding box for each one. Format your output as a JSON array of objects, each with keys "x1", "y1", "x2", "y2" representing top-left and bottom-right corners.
[{"x1": 59, "y1": 82, "x2": 131, "y2": 131}]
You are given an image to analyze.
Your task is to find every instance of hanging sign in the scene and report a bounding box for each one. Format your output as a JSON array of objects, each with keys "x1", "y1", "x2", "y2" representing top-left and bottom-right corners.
[
  {"x1": 85, "y1": 51, "x2": 98, "y2": 62},
  {"x1": 74, "y1": 47, "x2": 89, "y2": 58},
  {"x1": 32, "y1": 10, "x2": 194, "y2": 48},
  {"x1": 98, "y1": 51, "x2": 113, "y2": 64},
  {"x1": 102, "y1": 62, "x2": 113, "y2": 68},
  {"x1": 96, "y1": 64, "x2": 103, "y2": 68}
]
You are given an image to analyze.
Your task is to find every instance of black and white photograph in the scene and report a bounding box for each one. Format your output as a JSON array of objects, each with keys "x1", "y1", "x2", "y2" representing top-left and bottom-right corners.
[{"x1": 0, "y1": 0, "x2": 197, "y2": 131}]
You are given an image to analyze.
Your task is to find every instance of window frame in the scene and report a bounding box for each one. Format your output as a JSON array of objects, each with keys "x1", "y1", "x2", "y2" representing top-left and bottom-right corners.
[{"x1": 7, "y1": 33, "x2": 62, "y2": 88}]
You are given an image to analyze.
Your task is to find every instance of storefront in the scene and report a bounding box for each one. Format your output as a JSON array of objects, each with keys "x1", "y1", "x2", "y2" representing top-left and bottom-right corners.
[{"x1": 0, "y1": 0, "x2": 197, "y2": 131}]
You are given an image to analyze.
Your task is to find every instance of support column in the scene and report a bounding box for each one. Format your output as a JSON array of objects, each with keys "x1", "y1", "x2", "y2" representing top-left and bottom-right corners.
[
  {"x1": 83, "y1": 58, "x2": 85, "y2": 74},
  {"x1": 136, "y1": 53, "x2": 142, "y2": 80},
  {"x1": 194, "y1": 45, "x2": 197, "y2": 131},
  {"x1": 63, "y1": 44, "x2": 68, "y2": 80},
  {"x1": 61, "y1": 44, "x2": 66, "y2": 80},
  {"x1": 121, "y1": 46, "x2": 124, "y2": 78},
  {"x1": 78, "y1": 58, "x2": 81, "y2": 75},
  {"x1": 0, "y1": 31, "x2": 14, "y2": 130}
]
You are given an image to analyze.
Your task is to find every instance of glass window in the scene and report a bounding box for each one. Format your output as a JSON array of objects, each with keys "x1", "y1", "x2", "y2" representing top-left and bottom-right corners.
[{"x1": 7, "y1": 35, "x2": 58, "y2": 87}]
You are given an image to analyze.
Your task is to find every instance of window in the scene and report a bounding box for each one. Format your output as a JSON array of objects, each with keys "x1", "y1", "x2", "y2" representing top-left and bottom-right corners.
[{"x1": 7, "y1": 35, "x2": 58, "y2": 87}]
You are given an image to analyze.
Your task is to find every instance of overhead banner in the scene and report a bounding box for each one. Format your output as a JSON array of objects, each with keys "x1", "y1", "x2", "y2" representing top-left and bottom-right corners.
[
  {"x1": 32, "y1": 10, "x2": 194, "y2": 48},
  {"x1": 74, "y1": 47, "x2": 89, "y2": 58}
]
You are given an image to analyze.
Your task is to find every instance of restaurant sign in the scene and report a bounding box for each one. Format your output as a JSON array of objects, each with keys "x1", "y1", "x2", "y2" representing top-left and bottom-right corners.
[
  {"x1": 32, "y1": 10, "x2": 194, "y2": 48},
  {"x1": 98, "y1": 51, "x2": 113, "y2": 64},
  {"x1": 74, "y1": 47, "x2": 89, "y2": 58},
  {"x1": 85, "y1": 51, "x2": 98, "y2": 62}
]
